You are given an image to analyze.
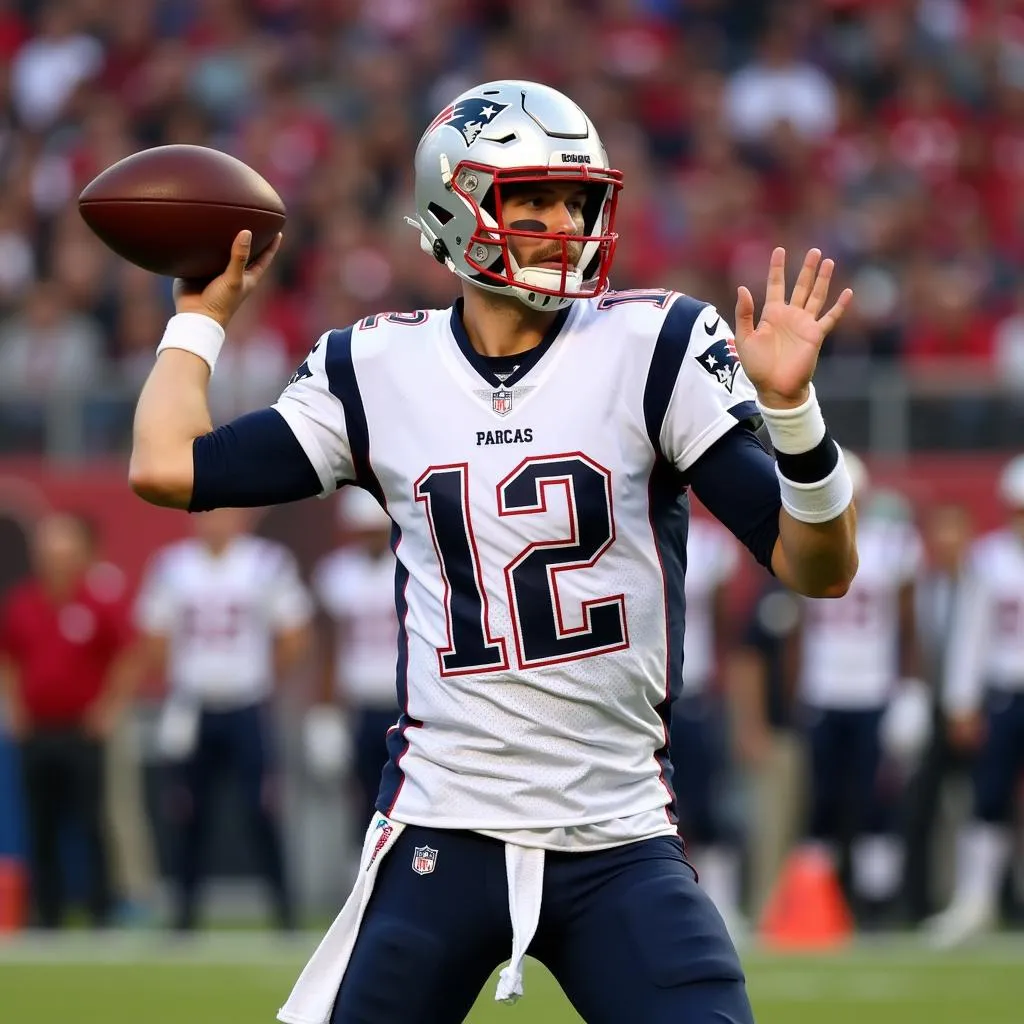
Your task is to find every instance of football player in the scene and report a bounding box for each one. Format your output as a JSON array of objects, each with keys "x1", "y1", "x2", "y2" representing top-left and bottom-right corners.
[
  {"x1": 135, "y1": 507, "x2": 313, "y2": 931},
  {"x1": 795, "y1": 455, "x2": 924, "y2": 922},
  {"x1": 925, "y1": 456, "x2": 1024, "y2": 947},
  {"x1": 129, "y1": 81, "x2": 857, "y2": 1023}
]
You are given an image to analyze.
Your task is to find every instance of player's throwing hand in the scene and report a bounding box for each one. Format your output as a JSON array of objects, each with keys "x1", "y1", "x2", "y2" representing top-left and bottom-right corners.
[
  {"x1": 173, "y1": 229, "x2": 283, "y2": 330},
  {"x1": 733, "y1": 247, "x2": 853, "y2": 411}
]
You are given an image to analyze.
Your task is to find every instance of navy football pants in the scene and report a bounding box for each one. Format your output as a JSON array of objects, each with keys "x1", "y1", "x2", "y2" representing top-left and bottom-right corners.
[
  {"x1": 972, "y1": 689, "x2": 1024, "y2": 823},
  {"x1": 803, "y1": 705, "x2": 889, "y2": 840},
  {"x1": 170, "y1": 701, "x2": 292, "y2": 930},
  {"x1": 329, "y1": 827, "x2": 753, "y2": 1024}
]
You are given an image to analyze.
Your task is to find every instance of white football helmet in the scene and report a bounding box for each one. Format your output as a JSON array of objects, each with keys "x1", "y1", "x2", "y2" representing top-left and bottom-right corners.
[
  {"x1": 411, "y1": 80, "x2": 622, "y2": 311},
  {"x1": 998, "y1": 453, "x2": 1024, "y2": 508}
]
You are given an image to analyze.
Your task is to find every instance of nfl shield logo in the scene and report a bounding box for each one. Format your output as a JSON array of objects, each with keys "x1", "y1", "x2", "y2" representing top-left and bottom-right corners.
[
  {"x1": 412, "y1": 845, "x2": 438, "y2": 875},
  {"x1": 492, "y1": 389, "x2": 513, "y2": 416}
]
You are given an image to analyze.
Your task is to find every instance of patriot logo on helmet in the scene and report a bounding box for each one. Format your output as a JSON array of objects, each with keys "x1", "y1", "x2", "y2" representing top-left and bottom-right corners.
[{"x1": 428, "y1": 97, "x2": 508, "y2": 146}]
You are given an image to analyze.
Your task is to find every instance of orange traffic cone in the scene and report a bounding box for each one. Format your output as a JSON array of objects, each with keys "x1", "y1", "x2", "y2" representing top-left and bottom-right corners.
[
  {"x1": 0, "y1": 858, "x2": 26, "y2": 932},
  {"x1": 759, "y1": 845, "x2": 853, "y2": 950}
]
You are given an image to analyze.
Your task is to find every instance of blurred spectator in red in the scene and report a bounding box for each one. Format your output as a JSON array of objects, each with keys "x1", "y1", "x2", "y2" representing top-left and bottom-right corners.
[
  {"x1": 904, "y1": 267, "x2": 996, "y2": 375},
  {"x1": 0, "y1": 512, "x2": 138, "y2": 928}
]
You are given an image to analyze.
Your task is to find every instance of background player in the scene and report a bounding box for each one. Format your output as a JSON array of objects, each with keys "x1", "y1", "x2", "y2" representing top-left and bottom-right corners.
[
  {"x1": 671, "y1": 514, "x2": 745, "y2": 938},
  {"x1": 134, "y1": 507, "x2": 314, "y2": 932},
  {"x1": 309, "y1": 488, "x2": 400, "y2": 831},
  {"x1": 128, "y1": 80, "x2": 857, "y2": 1024},
  {"x1": 926, "y1": 456, "x2": 1024, "y2": 946},
  {"x1": 724, "y1": 572, "x2": 804, "y2": 924},
  {"x1": 902, "y1": 500, "x2": 975, "y2": 925},
  {"x1": 794, "y1": 454, "x2": 924, "y2": 923}
]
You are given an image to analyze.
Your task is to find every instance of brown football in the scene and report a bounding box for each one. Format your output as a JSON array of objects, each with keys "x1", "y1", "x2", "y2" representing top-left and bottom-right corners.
[{"x1": 78, "y1": 145, "x2": 286, "y2": 280}]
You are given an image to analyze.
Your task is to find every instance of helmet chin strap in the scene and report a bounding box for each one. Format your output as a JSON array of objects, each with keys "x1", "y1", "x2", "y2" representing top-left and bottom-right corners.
[
  {"x1": 511, "y1": 266, "x2": 582, "y2": 310},
  {"x1": 506, "y1": 242, "x2": 583, "y2": 311}
]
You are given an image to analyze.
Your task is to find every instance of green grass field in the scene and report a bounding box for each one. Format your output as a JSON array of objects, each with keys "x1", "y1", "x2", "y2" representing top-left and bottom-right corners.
[{"x1": 0, "y1": 932, "x2": 1021, "y2": 1023}]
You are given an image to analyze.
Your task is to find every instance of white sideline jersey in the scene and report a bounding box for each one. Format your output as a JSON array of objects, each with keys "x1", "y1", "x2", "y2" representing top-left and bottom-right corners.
[
  {"x1": 682, "y1": 517, "x2": 739, "y2": 694},
  {"x1": 313, "y1": 546, "x2": 400, "y2": 709},
  {"x1": 799, "y1": 516, "x2": 923, "y2": 709},
  {"x1": 272, "y1": 292, "x2": 759, "y2": 835},
  {"x1": 135, "y1": 536, "x2": 313, "y2": 706},
  {"x1": 945, "y1": 529, "x2": 1024, "y2": 713}
]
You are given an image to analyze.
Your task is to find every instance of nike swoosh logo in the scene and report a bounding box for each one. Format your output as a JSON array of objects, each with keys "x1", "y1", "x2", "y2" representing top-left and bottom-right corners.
[{"x1": 704, "y1": 317, "x2": 721, "y2": 335}]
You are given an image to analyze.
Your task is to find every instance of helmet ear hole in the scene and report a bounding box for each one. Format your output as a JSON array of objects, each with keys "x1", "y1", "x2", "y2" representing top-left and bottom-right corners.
[{"x1": 427, "y1": 201, "x2": 454, "y2": 226}]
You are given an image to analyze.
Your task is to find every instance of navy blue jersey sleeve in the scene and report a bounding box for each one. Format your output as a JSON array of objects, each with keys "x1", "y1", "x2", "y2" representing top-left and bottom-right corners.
[
  {"x1": 190, "y1": 408, "x2": 323, "y2": 512},
  {"x1": 686, "y1": 425, "x2": 781, "y2": 572}
]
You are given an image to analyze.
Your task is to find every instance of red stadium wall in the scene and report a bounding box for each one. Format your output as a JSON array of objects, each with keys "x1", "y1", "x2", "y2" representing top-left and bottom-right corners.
[{"x1": 0, "y1": 457, "x2": 339, "y2": 594}]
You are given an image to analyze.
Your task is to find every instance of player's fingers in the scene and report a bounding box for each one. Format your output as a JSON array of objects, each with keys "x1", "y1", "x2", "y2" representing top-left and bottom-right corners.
[
  {"x1": 790, "y1": 248, "x2": 821, "y2": 308},
  {"x1": 765, "y1": 246, "x2": 786, "y2": 306},
  {"x1": 805, "y1": 257, "x2": 835, "y2": 318},
  {"x1": 735, "y1": 285, "x2": 756, "y2": 342},
  {"x1": 817, "y1": 287, "x2": 853, "y2": 336},
  {"x1": 246, "y1": 232, "x2": 283, "y2": 280},
  {"x1": 226, "y1": 230, "x2": 252, "y2": 287}
]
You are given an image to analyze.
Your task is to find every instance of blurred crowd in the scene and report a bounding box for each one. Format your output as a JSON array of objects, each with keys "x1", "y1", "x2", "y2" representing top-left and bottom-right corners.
[{"x1": 6, "y1": 0, "x2": 1024, "y2": 450}]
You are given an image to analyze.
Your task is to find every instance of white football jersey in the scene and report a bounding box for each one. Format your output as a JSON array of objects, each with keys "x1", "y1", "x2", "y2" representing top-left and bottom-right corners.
[
  {"x1": 135, "y1": 535, "x2": 313, "y2": 706},
  {"x1": 682, "y1": 517, "x2": 739, "y2": 694},
  {"x1": 272, "y1": 293, "x2": 758, "y2": 834},
  {"x1": 313, "y1": 546, "x2": 400, "y2": 710},
  {"x1": 799, "y1": 516, "x2": 923, "y2": 709},
  {"x1": 945, "y1": 529, "x2": 1024, "y2": 713}
]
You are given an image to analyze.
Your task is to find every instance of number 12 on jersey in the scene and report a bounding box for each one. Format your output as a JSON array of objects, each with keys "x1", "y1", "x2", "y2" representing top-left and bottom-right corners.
[{"x1": 414, "y1": 454, "x2": 629, "y2": 674}]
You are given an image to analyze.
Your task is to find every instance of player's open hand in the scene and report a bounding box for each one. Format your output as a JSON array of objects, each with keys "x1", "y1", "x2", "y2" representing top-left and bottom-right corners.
[
  {"x1": 733, "y1": 247, "x2": 853, "y2": 409},
  {"x1": 173, "y1": 230, "x2": 282, "y2": 330}
]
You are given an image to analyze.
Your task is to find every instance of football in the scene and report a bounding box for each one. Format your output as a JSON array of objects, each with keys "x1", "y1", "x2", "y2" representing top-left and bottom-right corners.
[{"x1": 78, "y1": 145, "x2": 286, "y2": 280}]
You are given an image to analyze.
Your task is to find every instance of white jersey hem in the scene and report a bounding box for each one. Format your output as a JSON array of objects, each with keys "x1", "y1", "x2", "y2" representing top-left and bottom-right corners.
[
  {"x1": 473, "y1": 821, "x2": 679, "y2": 853},
  {"x1": 386, "y1": 804, "x2": 675, "y2": 842}
]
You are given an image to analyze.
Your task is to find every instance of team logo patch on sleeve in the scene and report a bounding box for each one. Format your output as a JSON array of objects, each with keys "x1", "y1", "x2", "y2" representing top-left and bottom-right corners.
[
  {"x1": 697, "y1": 335, "x2": 740, "y2": 393},
  {"x1": 430, "y1": 97, "x2": 509, "y2": 146},
  {"x1": 287, "y1": 339, "x2": 320, "y2": 386},
  {"x1": 412, "y1": 845, "x2": 438, "y2": 875}
]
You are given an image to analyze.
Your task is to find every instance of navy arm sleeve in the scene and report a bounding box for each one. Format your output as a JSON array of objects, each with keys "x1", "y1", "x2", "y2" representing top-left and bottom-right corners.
[
  {"x1": 189, "y1": 408, "x2": 323, "y2": 512},
  {"x1": 686, "y1": 425, "x2": 782, "y2": 572}
]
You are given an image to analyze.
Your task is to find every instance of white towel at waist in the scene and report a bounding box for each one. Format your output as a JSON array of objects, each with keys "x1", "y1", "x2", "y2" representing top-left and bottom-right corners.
[
  {"x1": 277, "y1": 819, "x2": 546, "y2": 1023},
  {"x1": 277, "y1": 815, "x2": 404, "y2": 1024}
]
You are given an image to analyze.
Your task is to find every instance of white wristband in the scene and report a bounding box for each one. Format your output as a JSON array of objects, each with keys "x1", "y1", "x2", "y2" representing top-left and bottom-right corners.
[
  {"x1": 776, "y1": 444, "x2": 854, "y2": 524},
  {"x1": 756, "y1": 383, "x2": 826, "y2": 455},
  {"x1": 156, "y1": 312, "x2": 226, "y2": 374}
]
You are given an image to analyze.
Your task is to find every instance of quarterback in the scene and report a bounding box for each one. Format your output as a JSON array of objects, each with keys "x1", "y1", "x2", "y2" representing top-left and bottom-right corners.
[{"x1": 130, "y1": 81, "x2": 857, "y2": 1024}]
